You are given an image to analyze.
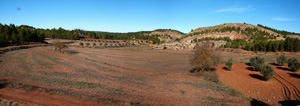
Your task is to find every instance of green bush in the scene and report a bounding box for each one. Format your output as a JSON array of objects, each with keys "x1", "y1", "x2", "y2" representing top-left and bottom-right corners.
[
  {"x1": 79, "y1": 42, "x2": 84, "y2": 46},
  {"x1": 288, "y1": 58, "x2": 300, "y2": 72},
  {"x1": 93, "y1": 43, "x2": 96, "y2": 46},
  {"x1": 261, "y1": 65, "x2": 275, "y2": 81},
  {"x1": 225, "y1": 58, "x2": 233, "y2": 71},
  {"x1": 86, "y1": 43, "x2": 90, "y2": 46},
  {"x1": 250, "y1": 57, "x2": 265, "y2": 71},
  {"x1": 276, "y1": 54, "x2": 287, "y2": 66}
]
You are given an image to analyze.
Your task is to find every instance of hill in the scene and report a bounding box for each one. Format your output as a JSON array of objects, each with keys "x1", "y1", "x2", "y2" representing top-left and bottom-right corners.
[
  {"x1": 1, "y1": 22, "x2": 299, "y2": 48},
  {"x1": 180, "y1": 23, "x2": 284, "y2": 43},
  {"x1": 144, "y1": 29, "x2": 185, "y2": 43},
  {"x1": 155, "y1": 23, "x2": 300, "y2": 50}
]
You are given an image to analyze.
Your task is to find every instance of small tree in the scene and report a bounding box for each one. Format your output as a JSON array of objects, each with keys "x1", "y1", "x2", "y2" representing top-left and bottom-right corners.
[
  {"x1": 225, "y1": 58, "x2": 233, "y2": 71},
  {"x1": 53, "y1": 41, "x2": 68, "y2": 52},
  {"x1": 261, "y1": 65, "x2": 275, "y2": 81},
  {"x1": 105, "y1": 43, "x2": 107, "y2": 46},
  {"x1": 276, "y1": 53, "x2": 287, "y2": 66},
  {"x1": 288, "y1": 58, "x2": 300, "y2": 72},
  {"x1": 93, "y1": 43, "x2": 96, "y2": 46},
  {"x1": 250, "y1": 57, "x2": 265, "y2": 71},
  {"x1": 86, "y1": 43, "x2": 90, "y2": 47},
  {"x1": 190, "y1": 42, "x2": 220, "y2": 72},
  {"x1": 79, "y1": 42, "x2": 84, "y2": 46}
]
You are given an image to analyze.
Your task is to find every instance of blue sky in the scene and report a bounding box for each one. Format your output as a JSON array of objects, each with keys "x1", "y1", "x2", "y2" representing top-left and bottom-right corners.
[{"x1": 0, "y1": 0, "x2": 299, "y2": 33}]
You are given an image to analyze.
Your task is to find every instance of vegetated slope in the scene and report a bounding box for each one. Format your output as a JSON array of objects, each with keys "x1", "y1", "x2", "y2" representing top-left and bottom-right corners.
[
  {"x1": 180, "y1": 23, "x2": 295, "y2": 43},
  {"x1": 91, "y1": 29, "x2": 185, "y2": 43},
  {"x1": 145, "y1": 29, "x2": 185, "y2": 43}
]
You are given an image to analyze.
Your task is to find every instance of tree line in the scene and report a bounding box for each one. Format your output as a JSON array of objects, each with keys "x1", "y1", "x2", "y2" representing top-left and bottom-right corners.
[
  {"x1": 192, "y1": 37, "x2": 232, "y2": 43},
  {"x1": 0, "y1": 23, "x2": 45, "y2": 47},
  {"x1": 44, "y1": 27, "x2": 80, "y2": 40},
  {"x1": 82, "y1": 31, "x2": 161, "y2": 44},
  {"x1": 0, "y1": 23, "x2": 165, "y2": 47},
  {"x1": 221, "y1": 37, "x2": 300, "y2": 52},
  {"x1": 257, "y1": 24, "x2": 300, "y2": 36}
]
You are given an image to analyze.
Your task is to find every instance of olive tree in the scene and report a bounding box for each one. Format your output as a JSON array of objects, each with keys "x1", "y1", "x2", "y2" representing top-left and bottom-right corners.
[
  {"x1": 190, "y1": 42, "x2": 220, "y2": 72},
  {"x1": 53, "y1": 41, "x2": 68, "y2": 52}
]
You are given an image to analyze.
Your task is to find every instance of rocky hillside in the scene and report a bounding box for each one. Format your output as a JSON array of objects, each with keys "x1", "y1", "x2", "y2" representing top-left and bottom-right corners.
[
  {"x1": 144, "y1": 29, "x2": 185, "y2": 43},
  {"x1": 155, "y1": 23, "x2": 300, "y2": 50},
  {"x1": 181, "y1": 23, "x2": 285, "y2": 43}
]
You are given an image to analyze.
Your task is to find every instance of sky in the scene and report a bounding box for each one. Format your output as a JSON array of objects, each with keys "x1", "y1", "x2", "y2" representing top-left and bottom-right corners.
[{"x1": 0, "y1": 0, "x2": 300, "y2": 33}]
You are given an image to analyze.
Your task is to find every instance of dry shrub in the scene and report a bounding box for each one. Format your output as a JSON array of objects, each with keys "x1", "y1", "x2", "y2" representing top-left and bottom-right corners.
[
  {"x1": 225, "y1": 58, "x2": 233, "y2": 71},
  {"x1": 288, "y1": 58, "x2": 300, "y2": 72},
  {"x1": 276, "y1": 53, "x2": 287, "y2": 66},
  {"x1": 53, "y1": 41, "x2": 68, "y2": 52},
  {"x1": 201, "y1": 71, "x2": 220, "y2": 83},
  {"x1": 250, "y1": 56, "x2": 265, "y2": 71},
  {"x1": 261, "y1": 65, "x2": 275, "y2": 81},
  {"x1": 190, "y1": 41, "x2": 220, "y2": 72}
]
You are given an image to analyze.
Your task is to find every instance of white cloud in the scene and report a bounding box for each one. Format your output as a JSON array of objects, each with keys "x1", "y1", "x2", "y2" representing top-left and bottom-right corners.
[
  {"x1": 212, "y1": 5, "x2": 255, "y2": 13},
  {"x1": 271, "y1": 17, "x2": 297, "y2": 21}
]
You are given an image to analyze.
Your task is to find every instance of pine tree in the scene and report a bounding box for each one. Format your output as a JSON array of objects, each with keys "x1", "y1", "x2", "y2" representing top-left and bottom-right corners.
[
  {"x1": 11, "y1": 32, "x2": 19, "y2": 44},
  {"x1": 272, "y1": 41, "x2": 279, "y2": 52},
  {"x1": 294, "y1": 38, "x2": 300, "y2": 52},
  {"x1": 279, "y1": 41, "x2": 284, "y2": 52}
]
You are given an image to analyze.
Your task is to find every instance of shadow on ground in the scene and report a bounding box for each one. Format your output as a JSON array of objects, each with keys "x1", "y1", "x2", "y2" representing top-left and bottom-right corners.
[
  {"x1": 269, "y1": 63, "x2": 280, "y2": 66},
  {"x1": 245, "y1": 63, "x2": 251, "y2": 66},
  {"x1": 189, "y1": 67, "x2": 219, "y2": 83},
  {"x1": 246, "y1": 67, "x2": 256, "y2": 71},
  {"x1": 276, "y1": 67, "x2": 290, "y2": 71},
  {"x1": 189, "y1": 67, "x2": 216, "y2": 73},
  {"x1": 249, "y1": 74, "x2": 265, "y2": 81},
  {"x1": 222, "y1": 67, "x2": 228, "y2": 70},
  {"x1": 279, "y1": 100, "x2": 300, "y2": 106},
  {"x1": 289, "y1": 73, "x2": 300, "y2": 79},
  {"x1": 64, "y1": 50, "x2": 79, "y2": 54},
  {"x1": 251, "y1": 98, "x2": 271, "y2": 106},
  {"x1": 0, "y1": 79, "x2": 8, "y2": 89}
]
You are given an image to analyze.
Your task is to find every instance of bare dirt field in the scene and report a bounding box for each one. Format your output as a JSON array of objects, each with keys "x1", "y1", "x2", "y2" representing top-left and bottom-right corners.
[
  {"x1": 216, "y1": 63, "x2": 300, "y2": 105},
  {"x1": 0, "y1": 46, "x2": 252, "y2": 106}
]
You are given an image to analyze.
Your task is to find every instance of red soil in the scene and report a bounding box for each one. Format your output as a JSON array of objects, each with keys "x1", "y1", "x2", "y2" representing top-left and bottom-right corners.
[
  {"x1": 216, "y1": 63, "x2": 300, "y2": 105},
  {"x1": 0, "y1": 88, "x2": 104, "y2": 106},
  {"x1": 0, "y1": 46, "x2": 250, "y2": 105}
]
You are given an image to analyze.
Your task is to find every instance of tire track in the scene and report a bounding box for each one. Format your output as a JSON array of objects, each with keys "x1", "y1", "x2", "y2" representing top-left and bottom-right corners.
[
  {"x1": 275, "y1": 74, "x2": 300, "y2": 100},
  {"x1": 273, "y1": 76, "x2": 291, "y2": 100}
]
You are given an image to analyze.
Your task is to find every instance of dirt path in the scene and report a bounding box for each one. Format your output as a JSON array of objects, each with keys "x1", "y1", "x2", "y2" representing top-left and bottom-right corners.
[{"x1": 274, "y1": 74, "x2": 300, "y2": 100}]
